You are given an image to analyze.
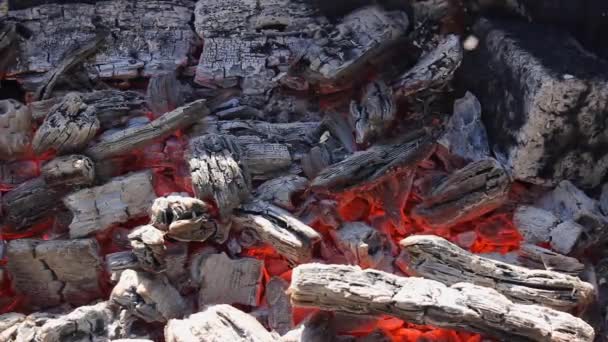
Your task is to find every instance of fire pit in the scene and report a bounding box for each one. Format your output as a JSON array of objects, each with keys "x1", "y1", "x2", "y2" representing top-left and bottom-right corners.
[{"x1": 0, "y1": 0, "x2": 606, "y2": 341}]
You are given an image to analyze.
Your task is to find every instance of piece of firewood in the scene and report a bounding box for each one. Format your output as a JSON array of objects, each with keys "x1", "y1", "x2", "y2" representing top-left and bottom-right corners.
[
  {"x1": 7, "y1": 238, "x2": 102, "y2": 310},
  {"x1": 518, "y1": 244, "x2": 584, "y2": 276},
  {"x1": 188, "y1": 134, "x2": 251, "y2": 218},
  {"x1": 85, "y1": 99, "x2": 208, "y2": 161},
  {"x1": 64, "y1": 170, "x2": 157, "y2": 238},
  {"x1": 0, "y1": 160, "x2": 39, "y2": 187},
  {"x1": 242, "y1": 143, "x2": 292, "y2": 176},
  {"x1": 212, "y1": 120, "x2": 322, "y2": 147},
  {"x1": 2, "y1": 154, "x2": 95, "y2": 230},
  {"x1": 111, "y1": 269, "x2": 187, "y2": 323},
  {"x1": 331, "y1": 222, "x2": 389, "y2": 269},
  {"x1": 399, "y1": 235, "x2": 594, "y2": 311},
  {"x1": 233, "y1": 200, "x2": 322, "y2": 263},
  {"x1": 281, "y1": 311, "x2": 337, "y2": 342},
  {"x1": 392, "y1": 34, "x2": 463, "y2": 97},
  {"x1": 165, "y1": 304, "x2": 277, "y2": 342},
  {"x1": 411, "y1": 158, "x2": 510, "y2": 228},
  {"x1": 349, "y1": 80, "x2": 396, "y2": 145},
  {"x1": 149, "y1": 194, "x2": 223, "y2": 242},
  {"x1": 195, "y1": 252, "x2": 263, "y2": 307},
  {"x1": 255, "y1": 175, "x2": 309, "y2": 211},
  {"x1": 106, "y1": 251, "x2": 140, "y2": 275},
  {"x1": 267, "y1": 277, "x2": 294, "y2": 335},
  {"x1": 289, "y1": 263, "x2": 595, "y2": 342},
  {"x1": 129, "y1": 225, "x2": 166, "y2": 273},
  {"x1": 295, "y1": 6, "x2": 408, "y2": 85},
  {"x1": 0, "y1": 99, "x2": 32, "y2": 160},
  {"x1": 323, "y1": 111, "x2": 357, "y2": 154},
  {"x1": 301, "y1": 135, "x2": 351, "y2": 180},
  {"x1": 146, "y1": 71, "x2": 190, "y2": 116},
  {"x1": 311, "y1": 132, "x2": 435, "y2": 192},
  {"x1": 32, "y1": 93, "x2": 100, "y2": 155},
  {"x1": 0, "y1": 313, "x2": 25, "y2": 341}
]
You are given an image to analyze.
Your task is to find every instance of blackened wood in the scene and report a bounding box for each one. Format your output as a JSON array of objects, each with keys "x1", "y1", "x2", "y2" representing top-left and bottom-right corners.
[
  {"x1": 323, "y1": 111, "x2": 356, "y2": 154},
  {"x1": 0, "y1": 160, "x2": 39, "y2": 186},
  {"x1": 6, "y1": 238, "x2": 102, "y2": 310},
  {"x1": 399, "y1": 235, "x2": 594, "y2": 311},
  {"x1": 280, "y1": 311, "x2": 337, "y2": 342},
  {"x1": 106, "y1": 251, "x2": 140, "y2": 273},
  {"x1": 64, "y1": 170, "x2": 156, "y2": 238},
  {"x1": 301, "y1": 135, "x2": 350, "y2": 180},
  {"x1": 165, "y1": 305, "x2": 277, "y2": 342},
  {"x1": 331, "y1": 222, "x2": 389, "y2": 269},
  {"x1": 243, "y1": 143, "x2": 292, "y2": 176},
  {"x1": 85, "y1": 99, "x2": 208, "y2": 161},
  {"x1": 129, "y1": 225, "x2": 166, "y2": 273},
  {"x1": 350, "y1": 80, "x2": 396, "y2": 145},
  {"x1": 188, "y1": 134, "x2": 251, "y2": 218},
  {"x1": 411, "y1": 158, "x2": 510, "y2": 228},
  {"x1": 255, "y1": 175, "x2": 309, "y2": 211},
  {"x1": 518, "y1": 244, "x2": 584, "y2": 276},
  {"x1": 146, "y1": 72, "x2": 190, "y2": 116},
  {"x1": 111, "y1": 269, "x2": 187, "y2": 323},
  {"x1": 0, "y1": 99, "x2": 32, "y2": 160},
  {"x1": 289, "y1": 263, "x2": 595, "y2": 342},
  {"x1": 266, "y1": 277, "x2": 293, "y2": 335}
]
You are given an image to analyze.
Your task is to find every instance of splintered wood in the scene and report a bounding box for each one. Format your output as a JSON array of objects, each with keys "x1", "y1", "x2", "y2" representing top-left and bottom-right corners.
[
  {"x1": 349, "y1": 80, "x2": 396, "y2": 145},
  {"x1": 289, "y1": 263, "x2": 595, "y2": 342},
  {"x1": 0, "y1": 99, "x2": 32, "y2": 160}
]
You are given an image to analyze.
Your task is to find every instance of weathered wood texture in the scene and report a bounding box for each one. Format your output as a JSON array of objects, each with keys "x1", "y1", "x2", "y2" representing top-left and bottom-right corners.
[
  {"x1": 2, "y1": 154, "x2": 95, "y2": 230},
  {"x1": 461, "y1": 18, "x2": 608, "y2": 188},
  {"x1": 289, "y1": 263, "x2": 595, "y2": 342},
  {"x1": 165, "y1": 305, "x2": 277, "y2": 342},
  {"x1": 85, "y1": 99, "x2": 208, "y2": 161},
  {"x1": 63, "y1": 170, "x2": 156, "y2": 238},
  {"x1": 6, "y1": 238, "x2": 102, "y2": 310},
  {"x1": 111, "y1": 269, "x2": 187, "y2": 323},
  {"x1": 233, "y1": 200, "x2": 322, "y2": 263},
  {"x1": 188, "y1": 134, "x2": 251, "y2": 218},
  {"x1": 129, "y1": 225, "x2": 166, "y2": 273},
  {"x1": 196, "y1": 252, "x2": 263, "y2": 307},
  {"x1": 266, "y1": 276, "x2": 294, "y2": 335},
  {"x1": 255, "y1": 175, "x2": 308, "y2": 211},
  {"x1": 0, "y1": 99, "x2": 32, "y2": 160},
  {"x1": 242, "y1": 142, "x2": 292, "y2": 176},
  {"x1": 517, "y1": 244, "x2": 584, "y2": 275},
  {"x1": 331, "y1": 222, "x2": 390, "y2": 269},
  {"x1": 7, "y1": 1, "x2": 196, "y2": 90},
  {"x1": 399, "y1": 235, "x2": 594, "y2": 311},
  {"x1": 411, "y1": 158, "x2": 510, "y2": 228},
  {"x1": 146, "y1": 72, "x2": 190, "y2": 116},
  {"x1": 350, "y1": 80, "x2": 396, "y2": 145}
]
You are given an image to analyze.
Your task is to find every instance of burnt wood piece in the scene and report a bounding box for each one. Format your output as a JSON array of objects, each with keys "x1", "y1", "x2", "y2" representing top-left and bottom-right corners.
[
  {"x1": 106, "y1": 251, "x2": 140, "y2": 274},
  {"x1": 129, "y1": 225, "x2": 166, "y2": 273},
  {"x1": 188, "y1": 134, "x2": 251, "y2": 218},
  {"x1": 350, "y1": 80, "x2": 396, "y2": 145},
  {"x1": 295, "y1": 6, "x2": 408, "y2": 86},
  {"x1": 7, "y1": 1, "x2": 196, "y2": 90},
  {"x1": 411, "y1": 158, "x2": 510, "y2": 228},
  {"x1": 461, "y1": 19, "x2": 608, "y2": 188},
  {"x1": 234, "y1": 200, "x2": 322, "y2": 263},
  {"x1": 111, "y1": 269, "x2": 187, "y2": 323},
  {"x1": 0, "y1": 160, "x2": 38, "y2": 187},
  {"x1": 392, "y1": 34, "x2": 462, "y2": 97},
  {"x1": 2, "y1": 154, "x2": 95, "y2": 230},
  {"x1": 399, "y1": 235, "x2": 594, "y2": 311},
  {"x1": 196, "y1": 252, "x2": 263, "y2": 307},
  {"x1": 518, "y1": 244, "x2": 584, "y2": 276},
  {"x1": 33, "y1": 93, "x2": 100, "y2": 155},
  {"x1": 0, "y1": 99, "x2": 32, "y2": 160},
  {"x1": 146, "y1": 72, "x2": 190, "y2": 116},
  {"x1": 165, "y1": 305, "x2": 277, "y2": 342},
  {"x1": 301, "y1": 135, "x2": 350, "y2": 180},
  {"x1": 331, "y1": 222, "x2": 389, "y2": 269},
  {"x1": 267, "y1": 277, "x2": 293, "y2": 335},
  {"x1": 63, "y1": 170, "x2": 156, "y2": 238},
  {"x1": 0, "y1": 313, "x2": 25, "y2": 341},
  {"x1": 242, "y1": 143, "x2": 292, "y2": 176},
  {"x1": 311, "y1": 132, "x2": 435, "y2": 192},
  {"x1": 323, "y1": 111, "x2": 357, "y2": 154},
  {"x1": 85, "y1": 99, "x2": 208, "y2": 161},
  {"x1": 281, "y1": 311, "x2": 338, "y2": 342},
  {"x1": 30, "y1": 90, "x2": 146, "y2": 129},
  {"x1": 0, "y1": 22, "x2": 18, "y2": 72},
  {"x1": 150, "y1": 194, "x2": 222, "y2": 242},
  {"x1": 255, "y1": 175, "x2": 309, "y2": 211},
  {"x1": 289, "y1": 263, "x2": 595, "y2": 342},
  {"x1": 6, "y1": 238, "x2": 102, "y2": 310}
]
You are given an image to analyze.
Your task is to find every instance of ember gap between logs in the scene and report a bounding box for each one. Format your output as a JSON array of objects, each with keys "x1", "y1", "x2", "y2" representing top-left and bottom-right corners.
[{"x1": 0, "y1": 0, "x2": 607, "y2": 341}]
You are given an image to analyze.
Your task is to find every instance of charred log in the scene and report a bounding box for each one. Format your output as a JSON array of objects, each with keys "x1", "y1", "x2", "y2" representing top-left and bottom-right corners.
[
  {"x1": 331, "y1": 222, "x2": 390, "y2": 269},
  {"x1": 128, "y1": 225, "x2": 166, "y2": 273},
  {"x1": 266, "y1": 277, "x2": 294, "y2": 335},
  {"x1": 349, "y1": 80, "x2": 396, "y2": 145},
  {"x1": 0, "y1": 99, "x2": 32, "y2": 160},
  {"x1": 255, "y1": 175, "x2": 309, "y2": 211}
]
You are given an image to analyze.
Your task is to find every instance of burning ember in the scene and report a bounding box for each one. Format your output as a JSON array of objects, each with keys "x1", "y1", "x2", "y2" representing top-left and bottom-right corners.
[{"x1": 0, "y1": 0, "x2": 604, "y2": 341}]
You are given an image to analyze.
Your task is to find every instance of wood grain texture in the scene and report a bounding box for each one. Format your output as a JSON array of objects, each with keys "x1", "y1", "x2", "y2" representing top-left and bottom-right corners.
[
  {"x1": 289, "y1": 263, "x2": 595, "y2": 342},
  {"x1": 0, "y1": 99, "x2": 32, "y2": 160},
  {"x1": 255, "y1": 175, "x2": 308, "y2": 211},
  {"x1": 129, "y1": 225, "x2": 166, "y2": 273},
  {"x1": 350, "y1": 80, "x2": 396, "y2": 145},
  {"x1": 266, "y1": 276, "x2": 293, "y2": 335}
]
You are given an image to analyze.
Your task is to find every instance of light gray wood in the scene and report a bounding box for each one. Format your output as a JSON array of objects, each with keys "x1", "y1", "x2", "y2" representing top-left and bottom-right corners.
[
  {"x1": 399, "y1": 235, "x2": 594, "y2": 311},
  {"x1": 350, "y1": 80, "x2": 396, "y2": 145},
  {"x1": 0, "y1": 313, "x2": 25, "y2": 341},
  {"x1": 86, "y1": 99, "x2": 208, "y2": 161},
  {"x1": 289, "y1": 263, "x2": 595, "y2": 342},
  {"x1": 6, "y1": 238, "x2": 102, "y2": 310},
  {"x1": 188, "y1": 134, "x2": 251, "y2": 218},
  {"x1": 0, "y1": 99, "x2": 32, "y2": 160},
  {"x1": 64, "y1": 170, "x2": 157, "y2": 238},
  {"x1": 323, "y1": 111, "x2": 357, "y2": 154},
  {"x1": 267, "y1": 277, "x2": 293, "y2": 335},
  {"x1": 32, "y1": 93, "x2": 100, "y2": 155},
  {"x1": 111, "y1": 269, "x2": 187, "y2": 323},
  {"x1": 255, "y1": 175, "x2": 309, "y2": 211},
  {"x1": 196, "y1": 252, "x2": 263, "y2": 307},
  {"x1": 514, "y1": 206, "x2": 559, "y2": 244},
  {"x1": 411, "y1": 158, "x2": 510, "y2": 228},
  {"x1": 129, "y1": 225, "x2": 166, "y2": 273},
  {"x1": 518, "y1": 244, "x2": 584, "y2": 276},
  {"x1": 234, "y1": 200, "x2": 322, "y2": 263},
  {"x1": 165, "y1": 304, "x2": 277, "y2": 342},
  {"x1": 331, "y1": 222, "x2": 389, "y2": 269}
]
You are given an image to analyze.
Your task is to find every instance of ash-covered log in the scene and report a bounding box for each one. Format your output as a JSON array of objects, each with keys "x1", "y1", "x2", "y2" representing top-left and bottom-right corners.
[
  {"x1": 331, "y1": 222, "x2": 390, "y2": 269},
  {"x1": 146, "y1": 72, "x2": 191, "y2": 117},
  {"x1": 266, "y1": 276, "x2": 294, "y2": 335},
  {"x1": 411, "y1": 158, "x2": 510, "y2": 228},
  {"x1": 2, "y1": 154, "x2": 95, "y2": 230},
  {"x1": 518, "y1": 244, "x2": 584, "y2": 276},
  {"x1": 242, "y1": 143, "x2": 293, "y2": 177},
  {"x1": 165, "y1": 305, "x2": 277, "y2": 342},
  {"x1": 289, "y1": 263, "x2": 595, "y2": 342},
  {"x1": 85, "y1": 99, "x2": 208, "y2": 161},
  {"x1": 0, "y1": 99, "x2": 32, "y2": 160},
  {"x1": 128, "y1": 225, "x2": 166, "y2": 273},
  {"x1": 7, "y1": 238, "x2": 103, "y2": 310},
  {"x1": 461, "y1": 18, "x2": 608, "y2": 188},
  {"x1": 233, "y1": 200, "x2": 322, "y2": 264},
  {"x1": 349, "y1": 80, "x2": 396, "y2": 145},
  {"x1": 64, "y1": 170, "x2": 156, "y2": 238},
  {"x1": 399, "y1": 235, "x2": 594, "y2": 311},
  {"x1": 255, "y1": 175, "x2": 308, "y2": 211}
]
